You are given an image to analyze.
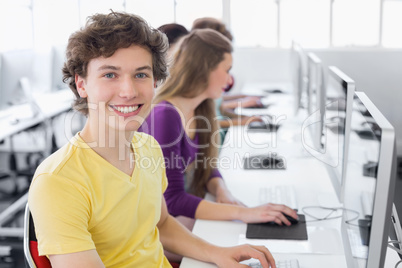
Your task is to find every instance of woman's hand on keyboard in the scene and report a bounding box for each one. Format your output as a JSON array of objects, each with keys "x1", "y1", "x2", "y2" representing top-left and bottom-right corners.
[
  {"x1": 211, "y1": 244, "x2": 276, "y2": 268},
  {"x1": 239, "y1": 203, "x2": 298, "y2": 226}
]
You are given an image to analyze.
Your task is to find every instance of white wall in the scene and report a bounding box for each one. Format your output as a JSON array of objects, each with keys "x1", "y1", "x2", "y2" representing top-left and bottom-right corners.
[
  {"x1": 230, "y1": 47, "x2": 292, "y2": 93},
  {"x1": 231, "y1": 47, "x2": 402, "y2": 156}
]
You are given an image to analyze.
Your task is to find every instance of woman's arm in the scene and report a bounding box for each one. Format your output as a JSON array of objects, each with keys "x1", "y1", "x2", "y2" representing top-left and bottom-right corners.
[
  {"x1": 218, "y1": 116, "x2": 262, "y2": 128},
  {"x1": 222, "y1": 94, "x2": 248, "y2": 101},
  {"x1": 195, "y1": 199, "x2": 297, "y2": 225},
  {"x1": 218, "y1": 106, "x2": 262, "y2": 128},
  {"x1": 204, "y1": 176, "x2": 298, "y2": 224},
  {"x1": 141, "y1": 104, "x2": 203, "y2": 218},
  {"x1": 222, "y1": 96, "x2": 263, "y2": 109},
  {"x1": 207, "y1": 177, "x2": 245, "y2": 206}
]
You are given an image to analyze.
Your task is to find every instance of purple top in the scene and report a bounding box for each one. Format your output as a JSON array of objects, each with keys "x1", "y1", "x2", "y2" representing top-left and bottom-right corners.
[{"x1": 138, "y1": 101, "x2": 222, "y2": 218}]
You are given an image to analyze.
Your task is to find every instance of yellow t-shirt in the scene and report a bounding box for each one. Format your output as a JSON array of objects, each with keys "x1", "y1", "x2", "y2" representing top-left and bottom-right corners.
[{"x1": 28, "y1": 132, "x2": 172, "y2": 268}]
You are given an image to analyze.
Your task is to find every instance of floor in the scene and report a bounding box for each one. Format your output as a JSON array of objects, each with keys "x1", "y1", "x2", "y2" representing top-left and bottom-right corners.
[{"x1": 0, "y1": 174, "x2": 29, "y2": 268}]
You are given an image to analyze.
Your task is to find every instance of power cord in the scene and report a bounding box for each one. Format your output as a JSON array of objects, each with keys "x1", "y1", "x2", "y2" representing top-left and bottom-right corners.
[{"x1": 300, "y1": 206, "x2": 402, "y2": 268}]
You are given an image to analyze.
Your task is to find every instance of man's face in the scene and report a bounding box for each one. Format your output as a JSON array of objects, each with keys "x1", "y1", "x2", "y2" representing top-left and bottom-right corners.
[{"x1": 76, "y1": 45, "x2": 155, "y2": 133}]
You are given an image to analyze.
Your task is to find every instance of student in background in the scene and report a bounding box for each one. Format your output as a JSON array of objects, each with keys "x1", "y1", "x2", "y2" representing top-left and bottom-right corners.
[
  {"x1": 28, "y1": 11, "x2": 277, "y2": 268},
  {"x1": 158, "y1": 23, "x2": 189, "y2": 61},
  {"x1": 191, "y1": 17, "x2": 265, "y2": 134},
  {"x1": 139, "y1": 29, "x2": 297, "y2": 230}
]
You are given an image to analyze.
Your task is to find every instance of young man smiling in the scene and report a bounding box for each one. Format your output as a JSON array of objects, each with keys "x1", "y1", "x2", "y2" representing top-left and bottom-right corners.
[{"x1": 28, "y1": 11, "x2": 276, "y2": 268}]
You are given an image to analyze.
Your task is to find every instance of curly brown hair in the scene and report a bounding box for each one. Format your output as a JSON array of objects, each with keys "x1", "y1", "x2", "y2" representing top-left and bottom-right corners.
[{"x1": 62, "y1": 11, "x2": 169, "y2": 115}]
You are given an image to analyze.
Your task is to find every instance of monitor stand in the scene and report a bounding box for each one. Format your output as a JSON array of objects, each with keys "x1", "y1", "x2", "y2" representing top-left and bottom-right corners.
[
  {"x1": 8, "y1": 77, "x2": 41, "y2": 124},
  {"x1": 20, "y1": 77, "x2": 41, "y2": 117}
]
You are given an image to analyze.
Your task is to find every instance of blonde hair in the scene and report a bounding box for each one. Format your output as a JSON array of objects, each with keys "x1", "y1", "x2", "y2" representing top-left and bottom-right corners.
[
  {"x1": 155, "y1": 29, "x2": 232, "y2": 197},
  {"x1": 192, "y1": 17, "x2": 233, "y2": 41}
]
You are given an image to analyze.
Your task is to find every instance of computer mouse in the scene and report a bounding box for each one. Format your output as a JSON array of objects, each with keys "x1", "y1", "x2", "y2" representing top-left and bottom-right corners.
[
  {"x1": 327, "y1": 123, "x2": 345, "y2": 134},
  {"x1": 261, "y1": 155, "x2": 286, "y2": 169},
  {"x1": 9, "y1": 117, "x2": 19, "y2": 125},
  {"x1": 266, "y1": 213, "x2": 299, "y2": 226},
  {"x1": 363, "y1": 161, "x2": 378, "y2": 177},
  {"x1": 248, "y1": 121, "x2": 278, "y2": 132},
  {"x1": 247, "y1": 103, "x2": 268, "y2": 109},
  {"x1": 357, "y1": 129, "x2": 372, "y2": 137},
  {"x1": 356, "y1": 129, "x2": 377, "y2": 140},
  {"x1": 262, "y1": 156, "x2": 283, "y2": 167},
  {"x1": 284, "y1": 213, "x2": 299, "y2": 225},
  {"x1": 264, "y1": 88, "x2": 283, "y2": 94}
]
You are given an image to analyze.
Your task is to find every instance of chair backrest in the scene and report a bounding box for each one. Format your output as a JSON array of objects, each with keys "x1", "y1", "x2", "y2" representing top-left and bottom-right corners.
[{"x1": 23, "y1": 203, "x2": 52, "y2": 268}]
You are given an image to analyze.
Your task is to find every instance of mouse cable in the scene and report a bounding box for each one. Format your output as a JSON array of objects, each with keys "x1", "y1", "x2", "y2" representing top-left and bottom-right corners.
[
  {"x1": 388, "y1": 240, "x2": 402, "y2": 256},
  {"x1": 389, "y1": 236, "x2": 402, "y2": 268},
  {"x1": 300, "y1": 206, "x2": 359, "y2": 223}
]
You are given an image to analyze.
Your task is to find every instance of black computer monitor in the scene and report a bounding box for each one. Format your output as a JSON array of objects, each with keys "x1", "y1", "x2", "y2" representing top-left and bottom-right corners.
[
  {"x1": 341, "y1": 91, "x2": 396, "y2": 268},
  {"x1": 290, "y1": 41, "x2": 308, "y2": 115},
  {"x1": 305, "y1": 52, "x2": 326, "y2": 152},
  {"x1": 322, "y1": 66, "x2": 355, "y2": 203},
  {"x1": 0, "y1": 49, "x2": 35, "y2": 110}
]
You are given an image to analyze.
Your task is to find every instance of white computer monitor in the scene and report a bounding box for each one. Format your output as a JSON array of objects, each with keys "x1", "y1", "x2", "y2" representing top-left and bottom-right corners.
[
  {"x1": 389, "y1": 203, "x2": 402, "y2": 261},
  {"x1": 0, "y1": 49, "x2": 35, "y2": 110},
  {"x1": 322, "y1": 66, "x2": 355, "y2": 203},
  {"x1": 290, "y1": 41, "x2": 308, "y2": 115},
  {"x1": 341, "y1": 91, "x2": 396, "y2": 268},
  {"x1": 306, "y1": 52, "x2": 326, "y2": 152},
  {"x1": 51, "y1": 44, "x2": 68, "y2": 91}
]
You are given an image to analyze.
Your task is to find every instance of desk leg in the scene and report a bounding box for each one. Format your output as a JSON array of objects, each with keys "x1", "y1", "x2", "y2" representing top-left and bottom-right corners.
[{"x1": 0, "y1": 192, "x2": 27, "y2": 237}]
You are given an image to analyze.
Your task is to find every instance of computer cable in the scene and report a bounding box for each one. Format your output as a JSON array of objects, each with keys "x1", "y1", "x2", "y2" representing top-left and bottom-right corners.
[
  {"x1": 388, "y1": 240, "x2": 402, "y2": 268},
  {"x1": 300, "y1": 206, "x2": 359, "y2": 223},
  {"x1": 393, "y1": 259, "x2": 402, "y2": 268}
]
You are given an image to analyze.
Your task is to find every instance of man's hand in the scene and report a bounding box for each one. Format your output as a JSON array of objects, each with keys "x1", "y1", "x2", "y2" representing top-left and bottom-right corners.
[{"x1": 211, "y1": 244, "x2": 276, "y2": 268}]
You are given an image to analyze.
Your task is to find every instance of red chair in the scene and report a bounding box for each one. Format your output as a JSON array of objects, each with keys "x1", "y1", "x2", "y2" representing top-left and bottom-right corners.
[
  {"x1": 23, "y1": 204, "x2": 179, "y2": 267},
  {"x1": 23, "y1": 204, "x2": 52, "y2": 268}
]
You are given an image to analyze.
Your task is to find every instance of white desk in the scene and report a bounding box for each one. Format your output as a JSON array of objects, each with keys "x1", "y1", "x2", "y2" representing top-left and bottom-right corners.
[
  {"x1": 0, "y1": 89, "x2": 73, "y2": 141},
  {"x1": 181, "y1": 123, "x2": 346, "y2": 267},
  {"x1": 0, "y1": 105, "x2": 45, "y2": 142},
  {"x1": 180, "y1": 117, "x2": 401, "y2": 267},
  {"x1": 181, "y1": 220, "x2": 347, "y2": 268}
]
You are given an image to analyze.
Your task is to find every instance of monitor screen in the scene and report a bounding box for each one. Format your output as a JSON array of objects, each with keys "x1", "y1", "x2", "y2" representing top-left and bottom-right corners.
[
  {"x1": 51, "y1": 45, "x2": 67, "y2": 91},
  {"x1": 0, "y1": 49, "x2": 34, "y2": 110},
  {"x1": 322, "y1": 66, "x2": 355, "y2": 202},
  {"x1": 290, "y1": 41, "x2": 308, "y2": 115},
  {"x1": 306, "y1": 52, "x2": 325, "y2": 152},
  {"x1": 341, "y1": 91, "x2": 396, "y2": 268}
]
